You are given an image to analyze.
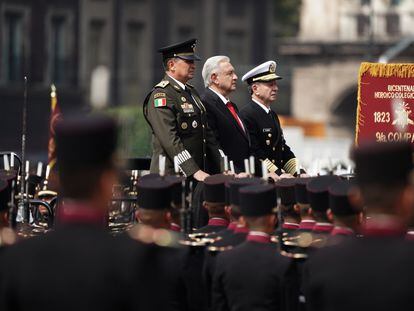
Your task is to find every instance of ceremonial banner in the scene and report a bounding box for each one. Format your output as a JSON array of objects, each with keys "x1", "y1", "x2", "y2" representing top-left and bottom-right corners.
[
  {"x1": 355, "y1": 62, "x2": 414, "y2": 145},
  {"x1": 47, "y1": 85, "x2": 62, "y2": 170}
]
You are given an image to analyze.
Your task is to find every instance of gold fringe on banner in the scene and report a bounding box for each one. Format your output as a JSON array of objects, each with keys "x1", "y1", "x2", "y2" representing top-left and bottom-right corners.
[
  {"x1": 355, "y1": 62, "x2": 414, "y2": 146},
  {"x1": 359, "y1": 62, "x2": 414, "y2": 78}
]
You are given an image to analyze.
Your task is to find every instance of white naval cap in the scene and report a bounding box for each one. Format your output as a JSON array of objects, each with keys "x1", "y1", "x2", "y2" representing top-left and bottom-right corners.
[{"x1": 241, "y1": 60, "x2": 282, "y2": 84}]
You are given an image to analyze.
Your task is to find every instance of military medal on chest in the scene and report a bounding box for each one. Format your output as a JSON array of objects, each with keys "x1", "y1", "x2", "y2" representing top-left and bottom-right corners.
[{"x1": 181, "y1": 102, "x2": 195, "y2": 113}]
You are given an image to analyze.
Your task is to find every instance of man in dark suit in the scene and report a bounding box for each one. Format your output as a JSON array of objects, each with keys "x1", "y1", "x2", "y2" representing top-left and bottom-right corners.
[
  {"x1": 0, "y1": 115, "x2": 159, "y2": 311},
  {"x1": 201, "y1": 56, "x2": 250, "y2": 173},
  {"x1": 305, "y1": 142, "x2": 414, "y2": 311},
  {"x1": 240, "y1": 61, "x2": 300, "y2": 179},
  {"x1": 212, "y1": 183, "x2": 292, "y2": 311}
]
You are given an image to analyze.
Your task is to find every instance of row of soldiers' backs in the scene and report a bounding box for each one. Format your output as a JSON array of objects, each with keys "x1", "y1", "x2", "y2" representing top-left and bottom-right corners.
[{"x1": 1, "y1": 115, "x2": 414, "y2": 311}]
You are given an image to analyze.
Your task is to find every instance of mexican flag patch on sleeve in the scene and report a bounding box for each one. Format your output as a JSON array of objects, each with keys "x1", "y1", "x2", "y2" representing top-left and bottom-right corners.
[{"x1": 154, "y1": 97, "x2": 167, "y2": 107}]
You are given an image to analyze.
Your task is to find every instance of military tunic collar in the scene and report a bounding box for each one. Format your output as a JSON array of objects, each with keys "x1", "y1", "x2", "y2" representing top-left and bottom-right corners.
[
  {"x1": 331, "y1": 226, "x2": 354, "y2": 236},
  {"x1": 299, "y1": 220, "x2": 316, "y2": 230},
  {"x1": 282, "y1": 222, "x2": 300, "y2": 230},
  {"x1": 247, "y1": 231, "x2": 271, "y2": 243},
  {"x1": 312, "y1": 222, "x2": 334, "y2": 233},
  {"x1": 362, "y1": 215, "x2": 406, "y2": 237},
  {"x1": 57, "y1": 200, "x2": 107, "y2": 227},
  {"x1": 170, "y1": 222, "x2": 181, "y2": 232},
  {"x1": 252, "y1": 98, "x2": 271, "y2": 114},
  {"x1": 166, "y1": 74, "x2": 186, "y2": 90},
  {"x1": 208, "y1": 217, "x2": 230, "y2": 227}
]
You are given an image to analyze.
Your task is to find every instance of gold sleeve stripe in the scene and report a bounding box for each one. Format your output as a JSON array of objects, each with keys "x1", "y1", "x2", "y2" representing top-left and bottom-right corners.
[
  {"x1": 263, "y1": 158, "x2": 278, "y2": 173},
  {"x1": 283, "y1": 158, "x2": 298, "y2": 175}
]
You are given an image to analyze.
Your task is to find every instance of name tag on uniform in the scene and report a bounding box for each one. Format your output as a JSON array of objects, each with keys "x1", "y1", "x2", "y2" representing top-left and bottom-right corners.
[
  {"x1": 263, "y1": 128, "x2": 272, "y2": 133},
  {"x1": 181, "y1": 103, "x2": 194, "y2": 113}
]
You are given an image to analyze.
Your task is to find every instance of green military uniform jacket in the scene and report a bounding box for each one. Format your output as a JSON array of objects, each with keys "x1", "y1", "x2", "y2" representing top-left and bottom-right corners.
[{"x1": 143, "y1": 75, "x2": 222, "y2": 177}]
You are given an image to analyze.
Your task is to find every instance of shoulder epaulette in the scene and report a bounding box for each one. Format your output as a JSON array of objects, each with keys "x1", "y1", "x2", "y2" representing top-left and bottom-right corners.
[{"x1": 155, "y1": 80, "x2": 170, "y2": 88}]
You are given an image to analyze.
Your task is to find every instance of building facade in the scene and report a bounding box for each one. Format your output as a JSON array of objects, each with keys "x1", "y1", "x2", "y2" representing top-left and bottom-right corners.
[{"x1": 0, "y1": 0, "x2": 276, "y2": 157}]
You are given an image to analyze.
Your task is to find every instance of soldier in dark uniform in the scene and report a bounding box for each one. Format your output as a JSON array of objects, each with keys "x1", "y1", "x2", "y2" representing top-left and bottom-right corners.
[
  {"x1": 277, "y1": 179, "x2": 301, "y2": 231},
  {"x1": 212, "y1": 183, "x2": 292, "y2": 311},
  {"x1": 136, "y1": 173, "x2": 184, "y2": 232},
  {"x1": 135, "y1": 176, "x2": 189, "y2": 311},
  {"x1": 192, "y1": 174, "x2": 233, "y2": 235},
  {"x1": 0, "y1": 115, "x2": 159, "y2": 311},
  {"x1": 307, "y1": 176, "x2": 339, "y2": 239},
  {"x1": 143, "y1": 38, "x2": 222, "y2": 181},
  {"x1": 294, "y1": 177, "x2": 316, "y2": 231},
  {"x1": 275, "y1": 179, "x2": 301, "y2": 254},
  {"x1": 327, "y1": 180, "x2": 362, "y2": 239},
  {"x1": 305, "y1": 142, "x2": 414, "y2": 311},
  {"x1": 240, "y1": 61, "x2": 300, "y2": 179},
  {"x1": 204, "y1": 177, "x2": 262, "y2": 310},
  {"x1": 136, "y1": 176, "x2": 174, "y2": 230}
]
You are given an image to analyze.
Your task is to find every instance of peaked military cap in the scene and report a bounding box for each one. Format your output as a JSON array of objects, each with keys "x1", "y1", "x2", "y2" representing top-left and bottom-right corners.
[
  {"x1": 158, "y1": 38, "x2": 201, "y2": 61},
  {"x1": 295, "y1": 177, "x2": 313, "y2": 204},
  {"x1": 204, "y1": 174, "x2": 234, "y2": 203},
  {"x1": 275, "y1": 178, "x2": 296, "y2": 205},
  {"x1": 239, "y1": 184, "x2": 277, "y2": 217},
  {"x1": 137, "y1": 178, "x2": 172, "y2": 210},
  {"x1": 307, "y1": 175, "x2": 340, "y2": 212},
  {"x1": 56, "y1": 114, "x2": 117, "y2": 170},
  {"x1": 353, "y1": 142, "x2": 413, "y2": 186},
  {"x1": 226, "y1": 177, "x2": 263, "y2": 206},
  {"x1": 138, "y1": 174, "x2": 184, "y2": 206},
  {"x1": 329, "y1": 180, "x2": 360, "y2": 216},
  {"x1": 241, "y1": 60, "x2": 282, "y2": 84}
]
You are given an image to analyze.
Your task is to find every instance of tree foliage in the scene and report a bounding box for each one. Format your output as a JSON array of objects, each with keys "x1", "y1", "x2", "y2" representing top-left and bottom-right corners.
[{"x1": 274, "y1": 0, "x2": 302, "y2": 37}]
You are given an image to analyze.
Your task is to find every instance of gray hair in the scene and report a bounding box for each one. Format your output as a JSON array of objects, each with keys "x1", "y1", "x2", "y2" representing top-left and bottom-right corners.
[{"x1": 202, "y1": 55, "x2": 230, "y2": 88}]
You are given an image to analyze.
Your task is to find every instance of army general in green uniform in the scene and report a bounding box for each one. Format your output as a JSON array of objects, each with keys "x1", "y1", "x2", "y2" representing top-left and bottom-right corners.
[{"x1": 143, "y1": 39, "x2": 223, "y2": 181}]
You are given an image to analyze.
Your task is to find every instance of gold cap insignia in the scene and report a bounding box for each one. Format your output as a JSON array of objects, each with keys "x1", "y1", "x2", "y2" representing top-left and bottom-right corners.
[{"x1": 269, "y1": 62, "x2": 276, "y2": 73}]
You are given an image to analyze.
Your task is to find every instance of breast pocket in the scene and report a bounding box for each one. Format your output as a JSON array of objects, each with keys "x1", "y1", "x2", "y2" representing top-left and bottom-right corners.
[{"x1": 177, "y1": 113, "x2": 200, "y2": 135}]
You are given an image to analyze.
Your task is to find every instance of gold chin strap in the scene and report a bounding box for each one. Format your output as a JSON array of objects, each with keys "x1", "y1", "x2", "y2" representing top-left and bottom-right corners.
[
  {"x1": 283, "y1": 158, "x2": 298, "y2": 175},
  {"x1": 263, "y1": 158, "x2": 278, "y2": 173}
]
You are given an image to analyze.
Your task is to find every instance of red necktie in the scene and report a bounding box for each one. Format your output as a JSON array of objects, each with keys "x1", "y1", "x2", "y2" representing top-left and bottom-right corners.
[{"x1": 226, "y1": 101, "x2": 245, "y2": 133}]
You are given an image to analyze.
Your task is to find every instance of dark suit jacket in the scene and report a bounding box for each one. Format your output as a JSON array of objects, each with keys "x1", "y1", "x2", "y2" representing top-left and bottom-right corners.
[
  {"x1": 212, "y1": 241, "x2": 292, "y2": 311},
  {"x1": 240, "y1": 100, "x2": 295, "y2": 175},
  {"x1": 0, "y1": 224, "x2": 161, "y2": 311},
  {"x1": 305, "y1": 236, "x2": 414, "y2": 311},
  {"x1": 201, "y1": 88, "x2": 250, "y2": 173}
]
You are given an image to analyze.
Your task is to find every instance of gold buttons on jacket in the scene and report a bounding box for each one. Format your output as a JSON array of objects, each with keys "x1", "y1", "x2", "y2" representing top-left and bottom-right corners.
[{"x1": 268, "y1": 133, "x2": 272, "y2": 138}]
